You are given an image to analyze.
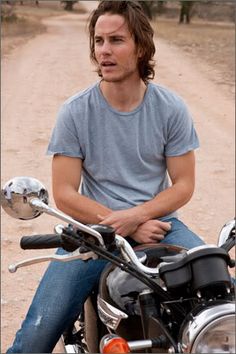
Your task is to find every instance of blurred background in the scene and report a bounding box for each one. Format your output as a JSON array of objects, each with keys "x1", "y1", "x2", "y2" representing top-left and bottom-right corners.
[{"x1": 1, "y1": 0, "x2": 235, "y2": 94}]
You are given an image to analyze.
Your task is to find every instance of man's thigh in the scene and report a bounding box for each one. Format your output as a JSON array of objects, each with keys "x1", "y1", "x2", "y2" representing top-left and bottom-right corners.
[{"x1": 161, "y1": 218, "x2": 204, "y2": 249}]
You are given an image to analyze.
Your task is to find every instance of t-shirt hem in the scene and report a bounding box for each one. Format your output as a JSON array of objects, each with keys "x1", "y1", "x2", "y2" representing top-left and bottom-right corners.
[
  {"x1": 46, "y1": 150, "x2": 84, "y2": 159},
  {"x1": 165, "y1": 145, "x2": 199, "y2": 157}
]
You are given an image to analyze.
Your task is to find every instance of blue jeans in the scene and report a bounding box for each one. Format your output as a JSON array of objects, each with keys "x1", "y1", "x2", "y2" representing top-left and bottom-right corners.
[{"x1": 7, "y1": 218, "x2": 204, "y2": 353}]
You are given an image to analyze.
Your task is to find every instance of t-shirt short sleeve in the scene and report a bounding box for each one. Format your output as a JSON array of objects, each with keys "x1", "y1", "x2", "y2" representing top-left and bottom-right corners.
[
  {"x1": 164, "y1": 97, "x2": 199, "y2": 157},
  {"x1": 47, "y1": 103, "x2": 84, "y2": 159}
]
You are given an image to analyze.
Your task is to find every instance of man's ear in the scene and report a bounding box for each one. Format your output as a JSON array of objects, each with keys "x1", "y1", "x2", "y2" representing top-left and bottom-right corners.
[{"x1": 137, "y1": 47, "x2": 143, "y2": 58}]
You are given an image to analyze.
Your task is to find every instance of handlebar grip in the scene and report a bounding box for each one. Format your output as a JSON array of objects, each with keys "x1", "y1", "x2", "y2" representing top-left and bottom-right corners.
[{"x1": 20, "y1": 234, "x2": 62, "y2": 250}]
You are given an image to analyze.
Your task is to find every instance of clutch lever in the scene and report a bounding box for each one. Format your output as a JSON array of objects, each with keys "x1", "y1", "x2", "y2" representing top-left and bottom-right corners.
[{"x1": 8, "y1": 248, "x2": 98, "y2": 273}]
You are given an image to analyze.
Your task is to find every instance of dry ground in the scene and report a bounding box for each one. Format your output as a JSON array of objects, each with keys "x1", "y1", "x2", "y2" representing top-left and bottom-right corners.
[
  {"x1": 1, "y1": 1, "x2": 86, "y2": 55},
  {"x1": 154, "y1": 18, "x2": 235, "y2": 96}
]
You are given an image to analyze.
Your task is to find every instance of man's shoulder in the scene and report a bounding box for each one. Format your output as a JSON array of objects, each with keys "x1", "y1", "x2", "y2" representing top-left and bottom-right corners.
[
  {"x1": 63, "y1": 82, "x2": 99, "y2": 107},
  {"x1": 149, "y1": 82, "x2": 183, "y2": 101},
  {"x1": 148, "y1": 82, "x2": 186, "y2": 107}
]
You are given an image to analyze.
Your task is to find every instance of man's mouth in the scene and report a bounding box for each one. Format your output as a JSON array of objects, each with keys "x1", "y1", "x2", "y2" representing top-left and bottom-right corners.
[{"x1": 101, "y1": 61, "x2": 116, "y2": 67}]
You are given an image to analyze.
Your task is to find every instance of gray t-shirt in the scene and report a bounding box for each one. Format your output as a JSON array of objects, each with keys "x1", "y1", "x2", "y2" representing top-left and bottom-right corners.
[{"x1": 47, "y1": 82, "x2": 199, "y2": 220}]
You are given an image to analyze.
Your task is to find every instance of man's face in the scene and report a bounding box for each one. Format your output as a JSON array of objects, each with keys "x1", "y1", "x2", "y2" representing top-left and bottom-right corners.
[{"x1": 94, "y1": 14, "x2": 140, "y2": 83}]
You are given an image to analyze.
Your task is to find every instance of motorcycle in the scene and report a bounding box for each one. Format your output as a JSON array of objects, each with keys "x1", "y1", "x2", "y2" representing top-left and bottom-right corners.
[{"x1": 1, "y1": 176, "x2": 235, "y2": 353}]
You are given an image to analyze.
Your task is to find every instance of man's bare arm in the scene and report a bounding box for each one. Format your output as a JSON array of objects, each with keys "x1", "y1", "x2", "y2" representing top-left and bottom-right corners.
[
  {"x1": 137, "y1": 150, "x2": 196, "y2": 220},
  {"x1": 52, "y1": 155, "x2": 111, "y2": 224}
]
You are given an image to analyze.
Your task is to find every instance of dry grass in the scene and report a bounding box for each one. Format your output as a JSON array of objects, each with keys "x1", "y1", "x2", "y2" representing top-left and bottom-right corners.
[
  {"x1": 1, "y1": 18, "x2": 45, "y2": 55},
  {"x1": 1, "y1": 1, "x2": 87, "y2": 55},
  {"x1": 153, "y1": 18, "x2": 235, "y2": 90},
  {"x1": 2, "y1": 2, "x2": 64, "y2": 37}
]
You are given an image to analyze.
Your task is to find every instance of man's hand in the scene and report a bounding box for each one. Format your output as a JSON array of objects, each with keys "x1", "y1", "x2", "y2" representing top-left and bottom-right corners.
[
  {"x1": 131, "y1": 219, "x2": 172, "y2": 244},
  {"x1": 98, "y1": 208, "x2": 171, "y2": 243},
  {"x1": 98, "y1": 208, "x2": 147, "y2": 237}
]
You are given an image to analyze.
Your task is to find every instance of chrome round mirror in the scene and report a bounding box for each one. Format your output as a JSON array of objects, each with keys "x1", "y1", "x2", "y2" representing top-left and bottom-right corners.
[{"x1": 1, "y1": 177, "x2": 49, "y2": 220}]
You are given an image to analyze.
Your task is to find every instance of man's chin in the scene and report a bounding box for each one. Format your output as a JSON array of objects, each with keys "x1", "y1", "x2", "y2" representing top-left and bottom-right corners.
[
  {"x1": 102, "y1": 75, "x2": 117, "y2": 82},
  {"x1": 101, "y1": 75, "x2": 124, "y2": 83}
]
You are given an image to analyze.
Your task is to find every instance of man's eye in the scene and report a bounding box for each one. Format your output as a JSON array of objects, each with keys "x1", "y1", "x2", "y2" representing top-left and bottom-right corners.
[
  {"x1": 95, "y1": 38, "x2": 102, "y2": 44},
  {"x1": 112, "y1": 38, "x2": 123, "y2": 42}
]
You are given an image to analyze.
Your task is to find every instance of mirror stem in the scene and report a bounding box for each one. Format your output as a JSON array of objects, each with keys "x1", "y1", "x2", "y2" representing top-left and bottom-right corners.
[{"x1": 29, "y1": 199, "x2": 105, "y2": 246}]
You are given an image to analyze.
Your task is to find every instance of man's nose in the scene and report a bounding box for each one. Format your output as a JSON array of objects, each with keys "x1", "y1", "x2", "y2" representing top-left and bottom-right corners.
[{"x1": 100, "y1": 40, "x2": 112, "y2": 54}]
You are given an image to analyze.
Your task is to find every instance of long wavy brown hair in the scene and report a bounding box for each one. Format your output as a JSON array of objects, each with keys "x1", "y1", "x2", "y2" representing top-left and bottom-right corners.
[{"x1": 88, "y1": 1, "x2": 156, "y2": 83}]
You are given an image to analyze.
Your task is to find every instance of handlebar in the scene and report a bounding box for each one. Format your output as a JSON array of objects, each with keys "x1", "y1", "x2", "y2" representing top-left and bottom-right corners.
[
  {"x1": 7, "y1": 197, "x2": 235, "y2": 277},
  {"x1": 14, "y1": 231, "x2": 235, "y2": 278},
  {"x1": 9, "y1": 229, "x2": 163, "y2": 276},
  {"x1": 20, "y1": 234, "x2": 63, "y2": 250},
  {"x1": 29, "y1": 198, "x2": 106, "y2": 247},
  {"x1": 2, "y1": 178, "x2": 234, "y2": 287}
]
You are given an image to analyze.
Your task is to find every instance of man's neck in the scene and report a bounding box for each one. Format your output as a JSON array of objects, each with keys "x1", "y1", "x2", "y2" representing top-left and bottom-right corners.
[{"x1": 100, "y1": 79, "x2": 147, "y2": 112}]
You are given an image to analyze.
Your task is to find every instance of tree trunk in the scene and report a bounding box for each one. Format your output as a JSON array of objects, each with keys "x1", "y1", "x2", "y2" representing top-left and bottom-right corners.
[{"x1": 64, "y1": 1, "x2": 74, "y2": 11}]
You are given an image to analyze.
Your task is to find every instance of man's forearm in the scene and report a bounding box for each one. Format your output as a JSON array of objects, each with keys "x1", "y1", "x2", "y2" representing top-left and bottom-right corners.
[
  {"x1": 137, "y1": 181, "x2": 194, "y2": 221},
  {"x1": 99, "y1": 181, "x2": 194, "y2": 236},
  {"x1": 54, "y1": 187, "x2": 112, "y2": 224},
  {"x1": 54, "y1": 180, "x2": 193, "y2": 233}
]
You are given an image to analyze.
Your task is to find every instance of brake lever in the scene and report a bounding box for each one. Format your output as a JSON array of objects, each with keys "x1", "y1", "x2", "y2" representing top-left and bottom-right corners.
[{"x1": 8, "y1": 248, "x2": 98, "y2": 273}]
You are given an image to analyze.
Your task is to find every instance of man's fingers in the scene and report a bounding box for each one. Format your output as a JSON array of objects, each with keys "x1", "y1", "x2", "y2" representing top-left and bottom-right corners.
[
  {"x1": 158, "y1": 221, "x2": 172, "y2": 232},
  {"x1": 97, "y1": 214, "x2": 106, "y2": 221},
  {"x1": 150, "y1": 234, "x2": 165, "y2": 241}
]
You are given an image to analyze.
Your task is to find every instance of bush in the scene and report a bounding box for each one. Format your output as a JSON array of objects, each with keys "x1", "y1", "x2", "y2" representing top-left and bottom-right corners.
[{"x1": 1, "y1": 4, "x2": 17, "y2": 22}]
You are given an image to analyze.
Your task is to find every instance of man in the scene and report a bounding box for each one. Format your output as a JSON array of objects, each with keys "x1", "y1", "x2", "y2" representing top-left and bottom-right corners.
[{"x1": 7, "y1": 1, "x2": 204, "y2": 352}]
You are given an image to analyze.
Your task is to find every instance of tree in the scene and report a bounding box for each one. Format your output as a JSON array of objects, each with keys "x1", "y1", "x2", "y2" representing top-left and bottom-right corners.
[
  {"x1": 139, "y1": 1, "x2": 153, "y2": 19},
  {"x1": 139, "y1": 1, "x2": 161, "y2": 20},
  {"x1": 61, "y1": 1, "x2": 78, "y2": 11},
  {"x1": 157, "y1": 1, "x2": 166, "y2": 14},
  {"x1": 179, "y1": 1, "x2": 195, "y2": 24}
]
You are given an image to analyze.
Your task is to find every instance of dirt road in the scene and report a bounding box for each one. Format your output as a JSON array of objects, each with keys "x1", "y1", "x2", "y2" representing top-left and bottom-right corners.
[{"x1": 1, "y1": 1, "x2": 234, "y2": 352}]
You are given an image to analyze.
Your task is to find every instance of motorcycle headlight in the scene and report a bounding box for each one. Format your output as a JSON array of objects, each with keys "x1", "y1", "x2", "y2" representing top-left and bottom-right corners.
[
  {"x1": 191, "y1": 315, "x2": 235, "y2": 353},
  {"x1": 181, "y1": 303, "x2": 235, "y2": 353}
]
